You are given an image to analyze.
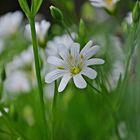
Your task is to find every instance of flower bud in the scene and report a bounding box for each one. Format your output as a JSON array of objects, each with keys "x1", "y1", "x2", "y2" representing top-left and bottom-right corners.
[
  {"x1": 132, "y1": 1, "x2": 140, "y2": 24},
  {"x1": 50, "y1": 6, "x2": 63, "y2": 22}
]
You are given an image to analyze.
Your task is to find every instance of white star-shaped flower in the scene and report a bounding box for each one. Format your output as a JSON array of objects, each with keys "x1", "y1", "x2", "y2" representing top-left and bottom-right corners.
[
  {"x1": 0, "y1": 11, "x2": 23, "y2": 37},
  {"x1": 90, "y1": 0, "x2": 119, "y2": 10},
  {"x1": 45, "y1": 41, "x2": 105, "y2": 92}
]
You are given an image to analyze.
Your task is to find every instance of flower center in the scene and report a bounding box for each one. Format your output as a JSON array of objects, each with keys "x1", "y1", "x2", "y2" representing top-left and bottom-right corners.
[
  {"x1": 105, "y1": 0, "x2": 113, "y2": 6},
  {"x1": 71, "y1": 66, "x2": 81, "y2": 75}
]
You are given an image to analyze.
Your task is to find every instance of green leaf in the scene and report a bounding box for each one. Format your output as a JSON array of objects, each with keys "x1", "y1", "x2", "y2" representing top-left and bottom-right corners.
[
  {"x1": 31, "y1": 0, "x2": 43, "y2": 16},
  {"x1": 79, "y1": 19, "x2": 86, "y2": 37},
  {"x1": 132, "y1": 1, "x2": 140, "y2": 24},
  {"x1": 18, "y1": 0, "x2": 30, "y2": 16}
]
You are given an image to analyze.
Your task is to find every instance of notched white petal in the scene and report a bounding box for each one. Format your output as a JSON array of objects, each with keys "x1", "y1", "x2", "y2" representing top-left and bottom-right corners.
[
  {"x1": 58, "y1": 73, "x2": 71, "y2": 92},
  {"x1": 87, "y1": 58, "x2": 105, "y2": 66},
  {"x1": 45, "y1": 69, "x2": 65, "y2": 83},
  {"x1": 80, "y1": 40, "x2": 93, "y2": 55},
  {"x1": 82, "y1": 67, "x2": 97, "y2": 79},
  {"x1": 73, "y1": 74, "x2": 87, "y2": 89},
  {"x1": 84, "y1": 45, "x2": 100, "y2": 59},
  {"x1": 70, "y1": 43, "x2": 80, "y2": 58},
  {"x1": 47, "y1": 56, "x2": 64, "y2": 66}
]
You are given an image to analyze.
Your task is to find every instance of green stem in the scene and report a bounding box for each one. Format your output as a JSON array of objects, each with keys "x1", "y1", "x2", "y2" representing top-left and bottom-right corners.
[
  {"x1": 62, "y1": 21, "x2": 74, "y2": 41},
  {"x1": 29, "y1": 17, "x2": 47, "y2": 139},
  {"x1": 87, "y1": 81, "x2": 121, "y2": 140},
  {"x1": 51, "y1": 81, "x2": 58, "y2": 140}
]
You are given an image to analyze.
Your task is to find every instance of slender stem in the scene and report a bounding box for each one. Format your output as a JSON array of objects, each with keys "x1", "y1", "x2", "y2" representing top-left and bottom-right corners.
[
  {"x1": 29, "y1": 17, "x2": 47, "y2": 139},
  {"x1": 51, "y1": 81, "x2": 58, "y2": 140},
  {"x1": 86, "y1": 81, "x2": 121, "y2": 140},
  {"x1": 62, "y1": 21, "x2": 75, "y2": 41}
]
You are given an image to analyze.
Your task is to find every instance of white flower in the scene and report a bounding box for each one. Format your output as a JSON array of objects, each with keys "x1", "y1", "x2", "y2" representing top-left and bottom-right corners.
[
  {"x1": 90, "y1": 0, "x2": 119, "y2": 10},
  {"x1": 46, "y1": 34, "x2": 75, "y2": 57},
  {"x1": 0, "y1": 11, "x2": 23, "y2": 37},
  {"x1": 125, "y1": 12, "x2": 132, "y2": 25},
  {"x1": 6, "y1": 46, "x2": 34, "y2": 72},
  {"x1": 4, "y1": 71, "x2": 30, "y2": 93},
  {"x1": 45, "y1": 41, "x2": 105, "y2": 92},
  {"x1": 25, "y1": 20, "x2": 50, "y2": 44}
]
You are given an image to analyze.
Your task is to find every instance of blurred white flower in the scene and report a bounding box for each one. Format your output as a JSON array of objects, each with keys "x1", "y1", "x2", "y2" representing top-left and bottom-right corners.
[
  {"x1": 45, "y1": 41, "x2": 105, "y2": 92},
  {"x1": 118, "y1": 121, "x2": 128, "y2": 139},
  {"x1": 125, "y1": 12, "x2": 132, "y2": 25},
  {"x1": 46, "y1": 34, "x2": 75, "y2": 57},
  {"x1": 90, "y1": 0, "x2": 119, "y2": 10},
  {"x1": 25, "y1": 20, "x2": 50, "y2": 44},
  {"x1": 4, "y1": 71, "x2": 30, "y2": 93},
  {"x1": 6, "y1": 46, "x2": 34, "y2": 72},
  {"x1": 0, "y1": 11, "x2": 23, "y2": 37},
  {"x1": 0, "y1": 39, "x2": 4, "y2": 54},
  {"x1": 5, "y1": 46, "x2": 37, "y2": 89},
  {"x1": 108, "y1": 37, "x2": 125, "y2": 90}
]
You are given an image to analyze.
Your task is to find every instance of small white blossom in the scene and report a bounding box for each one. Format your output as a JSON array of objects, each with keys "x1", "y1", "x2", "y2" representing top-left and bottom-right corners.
[
  {"x1": 25, "y1": 20, "x2": 50, "y2": 44},
  {"x1": 90, "y1": 0, "x2": 120, "y2": 10},
  {"x1": 4, "y1": 71, "x2": 31, "y2": 93},
  {"x1": 46, "y1": 34, "x2": 75, "y2": 57},
  {"x1": 0, "y1": 11, "x2": 23, "y2": 37},
  {"x1": 125, "y1": 12, "x2": 132, "y2": 25},
  {"x1": 6, "y1": 46, "x2": 34, "y2": 72},
  {"x1": 45, "y1": 41, "x2": 105, "y2": 92}
]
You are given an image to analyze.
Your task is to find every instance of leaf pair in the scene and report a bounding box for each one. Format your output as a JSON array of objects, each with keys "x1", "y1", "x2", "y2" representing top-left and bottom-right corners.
[{"x1": 18, "y1": 0, "x2": 43, "y2": 17}]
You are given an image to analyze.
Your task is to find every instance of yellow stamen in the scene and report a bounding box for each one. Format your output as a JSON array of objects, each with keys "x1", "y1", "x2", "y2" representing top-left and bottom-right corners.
[
  {"x1": 105, "y1": 0, "x2": 113, "y2": 6},
  {"x1": 71, "y1": 67, "x2": 81, "y2": 75}
]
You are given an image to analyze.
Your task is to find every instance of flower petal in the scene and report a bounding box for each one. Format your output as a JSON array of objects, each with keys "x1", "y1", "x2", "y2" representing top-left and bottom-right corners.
[
  {"x1": 81, "y1": 67, "x2": 97, "y2": 79},
  {"x1": 47, "y1": 56, "x2": 64, "y2": 66},
  {"x1": 80, "y1": 40, "x2": 93, "y2": 56},
  {"x1": 45, "y1": 69, "x2": 65, "y2": 83},
  {"x1": 90, "y1": 0, "x2": 105, "y2": 7},
  {"x1": 86, "y1": 58, "x2": 105, "y2": 66},
  {"x1": 70, "y1": 43, "x2": 80, "y2": 58},
  {"x1": 58, "y1": 44, "x2": 69, "y2": 60},
  {"x1": 84, "y1": 45, "x2": 100, "y2": 60},
  {"x1": 73, "y1": 74, "x2": 87, "y2": 89},
  {"x1": 58, "y1": 73, "x2": 71, "y2": 92}
]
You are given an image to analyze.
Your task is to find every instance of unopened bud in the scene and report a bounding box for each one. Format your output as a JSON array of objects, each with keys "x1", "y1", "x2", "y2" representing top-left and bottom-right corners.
[
  {"x1": 132, "y1": 1, "x2": 140, "y2": 24},
  {"x1": 50, "y1": 6, "x2": 63, "y2": 22}
]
